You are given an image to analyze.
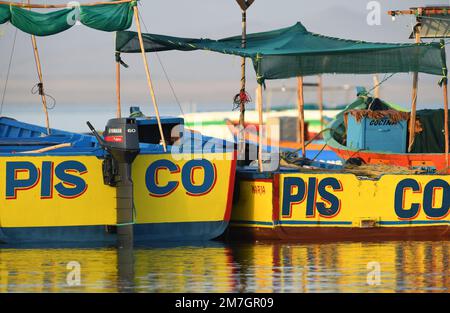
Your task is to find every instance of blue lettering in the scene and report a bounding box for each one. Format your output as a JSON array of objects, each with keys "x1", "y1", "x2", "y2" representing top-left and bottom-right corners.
[
  {"x1": 54, "y1": 161, "x2": 88, "y2": 198},
  {"x1": 423, "y1": 179, "x2": 449, "y2": 219},
  {"x1": 181, "y1": 159, "x2": 216, "y2": 196},
  {"x1": 394, "y1": 179, "x2": 421, "y2": 220},
  {"x1": 6, "y1": 161, "x2": 40, "y2": 199},
  {"x1": 281, "y1": 177, "x2": 306, "y2": 217},
  {"x1": 145, "y1": 159, "x2": 179, "y2": 197},
  {"x1": 317, "y1": 177, "x2": 342, "y2": 217}
]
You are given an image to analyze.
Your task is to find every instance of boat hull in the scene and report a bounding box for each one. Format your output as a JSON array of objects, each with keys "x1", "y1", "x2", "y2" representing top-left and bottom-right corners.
[
  {"x1": 329, "y1": 146, "x2": 449, "y2": 173},
  {"x1": 0, "y1": 221, "x2": 229, "y2": 245},
  {"x1": 227, "y1": 169, "x2": 450, "y2": 241},
  {"x1": 0, "y1": 152, "x2": 236, "y2": 245}
]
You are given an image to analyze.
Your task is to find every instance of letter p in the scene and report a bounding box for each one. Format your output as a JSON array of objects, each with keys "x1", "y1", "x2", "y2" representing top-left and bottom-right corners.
[
  {"x1": 6, "y1": 162, "x2": 40, "y2": 199},
  {"x1": 281, "y1": 177, "x2": 306, "y2": 217}
]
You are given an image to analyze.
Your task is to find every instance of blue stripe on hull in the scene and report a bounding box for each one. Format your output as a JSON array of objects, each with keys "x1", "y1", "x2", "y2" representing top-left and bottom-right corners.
[
  {"x1": 0, "y1": 221, "x2": 228, "y2": 246},
  {"x1": 134, "y1": 221, "x2": 228, "y2": 242}
]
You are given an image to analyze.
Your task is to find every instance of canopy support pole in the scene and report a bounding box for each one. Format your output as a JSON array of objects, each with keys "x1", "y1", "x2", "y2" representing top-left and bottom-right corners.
[
  {"x1": 257, "y1": 83, "x2": 263, "y2": 172},
  {"x1": 317, "y1": 75, "x2": 324, "y2": 131},
  {"x1": 0, "y1": 0, "x2": 134, "y2": 8},
  {"x1": 444, "y1": 81, "x2": 449, "y2": 171},
  {"x1": 235, "y1": 0, "x2": 254, "y2": 165},
  {"x1": 28, "y1": 1, "x2": 50, "y2": 135},
  {"x1": 373, "y1": 75, "x2": 380, "y2": 98},
  {"x1": 116, "y1": 54, "x2": 122, "y2": 118},
  {"x1": 133, "y1": 6, "x2": 167, "y2": 152},
  {"x1": 408, "y1": 16, "x2": 422, "y2": 152},
  {"x1": 237, "y1": 9, "x2": 247, "y2": 166},
  {"x1": 297, "y1": 77, "x2": 306, "y2": 158}
]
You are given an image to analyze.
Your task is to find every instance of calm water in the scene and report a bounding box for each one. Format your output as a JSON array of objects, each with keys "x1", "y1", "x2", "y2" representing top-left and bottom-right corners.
[{"x1": 0, "y1": 241, "x2": 448, "y2": 293}]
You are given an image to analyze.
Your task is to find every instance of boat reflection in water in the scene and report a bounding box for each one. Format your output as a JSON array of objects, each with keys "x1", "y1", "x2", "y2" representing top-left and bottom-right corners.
[{"x1": 0, "y1": 241, "x2": 448, "y2": 292}]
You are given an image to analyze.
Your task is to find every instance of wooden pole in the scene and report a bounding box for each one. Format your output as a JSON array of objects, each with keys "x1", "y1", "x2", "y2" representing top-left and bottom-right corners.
[
  {"x1": 28, "y1": 1, "x2": 50, "y2": 135},
  {"x1": 444, "y1": 82, "x2": 449, "y2": 170},
  {"x1": 373, "y1": 75, "x2": 380, "y2": 98},
  {"x1": 133, "y1": 6, "x2": 167, "y2": 152},
  {"x1": 0, "y1": 0, "x2": 133, "y2": 8},
  {"x1": 237, "y1": 9, "x2": 247, "y2": 165},
  {"x1": 116, "y1": 56, "x2": 122, "y2": 118},
  {"x1": 388, "y1": 8, "x2": 450, "y2": 17},
  {"x1": 317, "y1": 75, "x2": 324, "y2": 131},
  {"x1": 234, "y1": 1, "x2": 254, "y2": 165},
  {"x1": 408, "y1": 21, "x2": 421, "y2": 152},
  {"x1": 257, "y1": 83, "x2": 263, "y2": 172},
  {"x1": 297, "y1": 77, "x2": 306, "y2": 158}
]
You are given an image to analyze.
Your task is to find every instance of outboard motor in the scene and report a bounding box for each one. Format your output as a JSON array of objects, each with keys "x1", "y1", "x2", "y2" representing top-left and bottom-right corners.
[{"x1": 87, "y1": 118, "x2": 139, "y2": 247}]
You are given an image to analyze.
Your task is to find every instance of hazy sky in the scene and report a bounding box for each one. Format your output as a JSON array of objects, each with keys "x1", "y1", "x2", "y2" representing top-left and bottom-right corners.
[{"x1": 0, "y1": 0, "x2": 449, "y2": 117}]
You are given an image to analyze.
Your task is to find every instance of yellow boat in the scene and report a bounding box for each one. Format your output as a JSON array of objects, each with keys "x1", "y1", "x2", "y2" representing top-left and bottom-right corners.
[
  {"x1": 0, "y1": 1, "x2": 236, "y2": 245},
  {"x1": 228, "y1": 169, "x2": 449, "y2": 241}
]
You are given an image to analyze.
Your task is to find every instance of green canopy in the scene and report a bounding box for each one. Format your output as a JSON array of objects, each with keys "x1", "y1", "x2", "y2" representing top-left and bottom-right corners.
[
  {"x1": 116, "y1": 22, "x2": 446, "y2": 83},
  {"x1": 0, "y1": 1, "x2": 135, "y2": 36}
]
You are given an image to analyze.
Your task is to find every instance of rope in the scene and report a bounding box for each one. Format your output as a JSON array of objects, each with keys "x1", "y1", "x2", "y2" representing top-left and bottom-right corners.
[
  {"x1": 359, "y1": 73, "x2": 396, "y2": 109},
  {"x1": 31, "y1": 83, "x2": 56, "y2": 110},
  {"x1": 366, "y1": 73, "x2": 395, "y2": 96},
  {"x1": 280, "y1": 127, "x2": 337, "y2": 165},
  {"x1": 138, "y1": 9, "x2": 185, "y2": 116},
  {"x1": 0, "y1": 27, "x2": 18, "y2": 116}
]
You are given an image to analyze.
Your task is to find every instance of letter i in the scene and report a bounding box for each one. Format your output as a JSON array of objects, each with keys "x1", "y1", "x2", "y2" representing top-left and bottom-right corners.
[{"x1": 41, "y1": 161, "x2": 54, "y2": 199}]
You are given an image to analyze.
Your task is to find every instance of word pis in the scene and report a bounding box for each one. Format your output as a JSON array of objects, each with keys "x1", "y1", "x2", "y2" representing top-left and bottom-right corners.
[
  {"x1": 282, "y1": 177, "x2": 343, "y2": 218},
  {"x1": 6, "y1": 161, "x2": 87, "y2": 199},
  {"x1": 282, "y1": 177, "x2": 449, "y2": 220}
]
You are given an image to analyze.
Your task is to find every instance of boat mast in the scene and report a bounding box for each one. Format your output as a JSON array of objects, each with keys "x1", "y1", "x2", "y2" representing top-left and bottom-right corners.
[
  {"x1": 235, "y1": 0, "x2": 254, "y2": 165},
  {"x1": 133, "y1": 5, "x2": 167, "y2": 152},
  {"x1": 28, "y1": 1, "x2": 50, "y2": 135}
]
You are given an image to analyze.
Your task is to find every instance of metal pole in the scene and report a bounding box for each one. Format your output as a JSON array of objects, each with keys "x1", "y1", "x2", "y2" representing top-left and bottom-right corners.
[
  {"x1": 297, "y1": 77, "x2": 306, "y2": 158},
  {"x1": 133, "y1": 6, "x2": 167, "y2": 152}
]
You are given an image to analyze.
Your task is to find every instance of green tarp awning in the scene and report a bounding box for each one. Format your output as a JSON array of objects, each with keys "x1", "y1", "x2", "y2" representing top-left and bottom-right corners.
[
  {"x1": 0, "y1": 1, "x2": 135, "y2": 36},
  {"x1": 116, "y1": 22, "x2": 446, "y2": 83}
]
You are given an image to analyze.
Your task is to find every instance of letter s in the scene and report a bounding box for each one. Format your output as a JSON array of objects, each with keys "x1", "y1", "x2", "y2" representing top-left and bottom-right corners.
[{"x1": 54, "y1": 161, "x2": 88, "y2": 199}]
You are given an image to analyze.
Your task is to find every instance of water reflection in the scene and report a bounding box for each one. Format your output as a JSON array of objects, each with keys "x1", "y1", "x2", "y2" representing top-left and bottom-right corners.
[{"x1": 0, "y1": 241, "x2": 448, "y2": 292}]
